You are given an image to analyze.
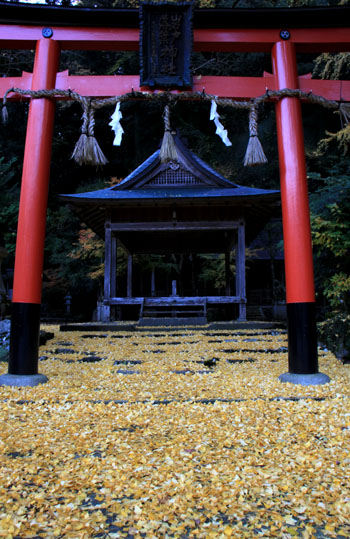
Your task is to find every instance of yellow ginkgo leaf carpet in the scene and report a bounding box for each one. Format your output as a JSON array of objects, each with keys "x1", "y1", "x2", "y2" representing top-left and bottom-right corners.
[{"x1": 0, "y1": 326, "x2": 349, "y2": 539}]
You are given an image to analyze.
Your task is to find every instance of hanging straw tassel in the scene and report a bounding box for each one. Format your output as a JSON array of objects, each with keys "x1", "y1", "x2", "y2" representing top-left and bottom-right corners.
[
  {"x1": 72, "y1": 99, "x2": 108, "y2": 166},
  {"x1": 85, "y1": 105, "x2": 108, "y2": 166},
  {"x1": 71, "y1": 133, "x2": 88, "y2": 164},
  {"x1": 2, "y1": 104, "x2": 8, "y2": 124},
  {"x1": 72, "y1": 101, "x2": 91, "y2": 165},
  {"x1": 159, "y1": 105, "x2": 179, "y2": 163},
  {"x1": 1, "y1": 88, "x2": 13, "y2": 124},
  {"x1": 243, "y1": 102, "x2": 268, "y2": 166},
  {"x1": 338, "y1": 102, "x2": 350, "y2": 126}
]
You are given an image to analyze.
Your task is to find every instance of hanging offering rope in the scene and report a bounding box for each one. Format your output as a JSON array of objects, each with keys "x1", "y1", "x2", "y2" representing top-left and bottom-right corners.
[
  {"x1": 210, "y1": 99, "x2": 232, "y2": 147},
  {"x1": 243, "y1": 102, "x2": 268, "y2": 166},
  {"x1": 109, "y1": 102, "x2": 124, "y2": 146},
  {"x1": 71, "y1": 97, "x2": 108, "y2": 166},
  {"x1": 2, "y1": 86, "x2": 349, "y2": 167},
  {"x1": 159, "y1": 104, "x2": 179, "y2": 163}
]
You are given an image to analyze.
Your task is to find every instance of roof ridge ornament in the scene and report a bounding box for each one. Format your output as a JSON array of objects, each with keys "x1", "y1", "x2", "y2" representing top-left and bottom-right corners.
[{"x1": 168, "y1": 161, "x2": 180, "y2": 171}]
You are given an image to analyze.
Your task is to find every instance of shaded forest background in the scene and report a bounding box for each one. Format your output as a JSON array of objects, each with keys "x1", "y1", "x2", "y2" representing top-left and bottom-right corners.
[{"x1": 0, "y1": 0, "x2": 349, "y2": 355}]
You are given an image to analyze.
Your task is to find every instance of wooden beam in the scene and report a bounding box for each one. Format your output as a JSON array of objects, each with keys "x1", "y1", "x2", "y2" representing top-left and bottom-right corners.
[
  {"x1": 2, "y1": 71, "x2": 350, "y2": 101},
  {"x1": 104, "y1": 225, "x2": 112, "y2": 300},
  {"x1": 103, "y1": 223, "x2": 112, "y2": 322},
  {"x1": 225, "y1": 251, "x2": 231, "y2": 296},
  {"x1": 191, "y1": 254, "x2": 197, "y2": 294},
  {"x1": 110, "y1": 221, "x2": 240, "y2": 232},
  {"x1": 0, "y1": 26, "x2": 139, "y2": 51},
  {"x1": 151, "y1": 268, "x2": 156, "y2": 297},
  {"x1": 56, "y1": 73, "x2": 271, "y2": 99},
  {"x1": 105, "y1": 297, "x2": 143, "y2": 305},
  {"x1": 56, "y1": 72, "x2": 350, "y2": 100},
  {"x1": 236, "y1": 223, "x2": 247, "y2": 321},
  {"x1": 105, "y1": 296, "x2": 242, "y2": 305},
  {"x1": 127, "y1": 254, "x2": 132, "y2": 298},
  {"x1": 1, "y1": 25, "x2": 350, "y2": 53},
  {"x1": 195, "y1": 28, "x2": 350, "y2": 53},
  {"x1": 111, "y1": 235, "x2": 117, "y2": 298},
  {"x1": 171, "y1": 280, "x2": 177, "y2": 297}
]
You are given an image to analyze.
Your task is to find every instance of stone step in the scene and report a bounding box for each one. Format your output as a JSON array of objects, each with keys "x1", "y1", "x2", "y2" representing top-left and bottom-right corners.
[{"x1": 138, "y1": 317, "x2": 208, "y2": 326}]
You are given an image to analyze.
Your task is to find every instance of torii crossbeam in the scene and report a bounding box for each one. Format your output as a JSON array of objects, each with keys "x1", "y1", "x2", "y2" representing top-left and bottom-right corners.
[{"x1": 1, "y1": 3, "x2": 350, "y2": 386}]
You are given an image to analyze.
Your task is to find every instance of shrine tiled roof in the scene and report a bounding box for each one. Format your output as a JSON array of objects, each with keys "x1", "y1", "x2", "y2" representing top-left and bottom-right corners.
[
  {"x1": 60, "y1": 133, "x2": 280, "y2": 242},
  {"x1": 61, "y1": 134, "x2": 278, "y2": 203},
  {"x1": 61, "y1": 184, "x2": 279, "y2": 202}
]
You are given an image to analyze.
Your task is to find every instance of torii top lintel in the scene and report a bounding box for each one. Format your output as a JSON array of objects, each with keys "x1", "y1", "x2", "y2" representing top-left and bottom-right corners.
[{"x1": 0, "y1": 3, "x2": 350, "y2": 101}]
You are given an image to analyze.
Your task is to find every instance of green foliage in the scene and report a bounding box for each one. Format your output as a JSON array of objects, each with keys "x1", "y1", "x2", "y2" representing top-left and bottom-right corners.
[
  {"x1": 67, "y1": 225, "x2": 105, "y2": 283},
  {"x1": 323, "y1": 273, "x2": 350, "y2": 309},
  {"x1": 44, "y1": 179, "x2": 109, "y2": 295},
  {"x1": 0, "y1": 156, "x2": 19, "y2": 255},
  {"x1": 312, "y1": 201, "x2": 350, "y2": 259},
  {"x1": 198, "y1": 254, "x2": 234, "y2": 291},
  {"x1": 133, "y1": 254, "x2": 178, "y2": 275},
  {"x1": 312, "y1": 52, "x2": 350, "y2": 156},
  {"x1": 309, "y1": 169, "x2": 350, "y2": 315},
  {"x1": 313, "y1": 52, "x2": 350, "y2": 80},
  {"x1": 316, "y1": 125, "x2": 350, "y2": 156},
  {"x1": 318, "y1": 313, "x2": 350, "y2": 361},
  {"x1": 307, "y1": 43, "x2": 350, "y2": 330},
  {"x1": 0, "y1": 49, "x2": 34, "y2": 77}
]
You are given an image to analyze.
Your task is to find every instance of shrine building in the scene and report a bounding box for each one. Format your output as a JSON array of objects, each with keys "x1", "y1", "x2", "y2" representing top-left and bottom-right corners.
[{"x1": 61, "y1": 131, "x2": 280, "y2": 324}]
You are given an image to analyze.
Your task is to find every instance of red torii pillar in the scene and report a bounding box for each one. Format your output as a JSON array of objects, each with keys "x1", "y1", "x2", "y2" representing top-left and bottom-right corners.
[
  {"x1": 272, "y1": 41, "x2": 329, "y2": 385},
  {"x1": 0, "y1": 37, "x2": 60, "y2": 386}
]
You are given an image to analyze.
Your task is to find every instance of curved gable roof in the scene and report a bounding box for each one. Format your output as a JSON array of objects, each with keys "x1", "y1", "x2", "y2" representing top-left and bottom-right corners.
[
  {"x1": 115, "y1": 134, "x2": 238, "y2": 190},
  {"x1": 60, "y1": 133, "x2": 280, "y2": 243}
]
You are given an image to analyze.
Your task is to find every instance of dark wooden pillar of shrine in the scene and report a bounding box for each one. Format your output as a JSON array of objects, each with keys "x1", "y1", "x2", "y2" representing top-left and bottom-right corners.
[
  {"x1": 225, "y1": 251, "x2": 231, "y2": 296},
  {"x1": 127, "y1": 254, "x2": 133, "y2": 298},
  {"x1": 111, "y1": 236, "x2": 117, "y2": 298},
  {"x1": 103, "y1": 224, "x2": 112, "y2": 322},
  {"x1": 191, "y1": 254, "x2": 197, "y2": 295},
  {"x1": 236, "y1": 223, "x2": 246, "y2": 321},
  {"x1": 151, "y1": 267, "x2": 156, "y2": 297},
  {"x1": 103, "y1": 217, "x2": 117, "y2": 322}
]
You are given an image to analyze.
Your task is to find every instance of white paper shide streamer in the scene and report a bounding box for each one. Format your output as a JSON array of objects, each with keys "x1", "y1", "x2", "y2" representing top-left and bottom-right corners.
[
  {"x1": 210, "y1": 100, "x2": 232, "y2": 147},
  {"x1": 109, "y1": 101, "x2": 124, "y2": 146}
]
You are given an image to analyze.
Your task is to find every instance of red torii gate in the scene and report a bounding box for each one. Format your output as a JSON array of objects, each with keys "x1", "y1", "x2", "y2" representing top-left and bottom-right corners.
[{"x1": 0, "y1": 4, "x2": 350, "y2": 387}]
